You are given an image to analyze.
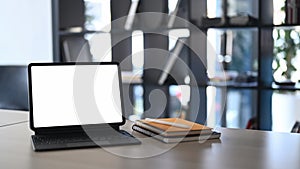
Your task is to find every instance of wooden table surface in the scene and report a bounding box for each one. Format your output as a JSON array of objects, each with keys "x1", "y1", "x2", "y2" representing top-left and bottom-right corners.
[{"x1": 1, "y1": 110, "x2": 300, "y2": 169}]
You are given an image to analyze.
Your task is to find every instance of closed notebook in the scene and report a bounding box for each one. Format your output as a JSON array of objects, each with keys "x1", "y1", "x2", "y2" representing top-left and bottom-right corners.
[
  {"x1": 134, "y1": 118, "x2": 213, "y2": 137},
  {"x1": 132, "y1": 125, "x2": 221, "y2": 143}
]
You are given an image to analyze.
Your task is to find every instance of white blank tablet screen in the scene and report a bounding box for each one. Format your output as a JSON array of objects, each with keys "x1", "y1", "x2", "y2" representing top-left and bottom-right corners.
[{"x1": 31, "y1": 64, "x2": 123, "y2": 128}]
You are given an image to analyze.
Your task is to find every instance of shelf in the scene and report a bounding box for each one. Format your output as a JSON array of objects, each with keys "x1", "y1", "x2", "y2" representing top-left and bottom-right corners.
[
  {"x1": 271, "y1": 83, "x2": 300, "y2": 91},
  {"x1": 264, "y1": 24, "x2": 300, "y2": 29},
  {"x1": 195, "y1": 16, "x2": 259, "y2": 30},
  {"x1": 198, "y1": 23, "x2": 300, "y2": 30},
  {"x1": 195, "y1": 22, "x2": 300, "y2": 30},
  {"x1": 59, "y1": 27, "x2": 192, "y2": 36},
  {"x1": 197, "y1": 23, "x2": 300, "y2": 30},
  {"x1": 194, "y1": 22, "x2": 259, "y2": 30},
  {"x1": 59, "y1": 30, "x2": 107, "y2": 36},
  {"x1": 207, "y1": 81, "x2": 258, "y2": 89}
]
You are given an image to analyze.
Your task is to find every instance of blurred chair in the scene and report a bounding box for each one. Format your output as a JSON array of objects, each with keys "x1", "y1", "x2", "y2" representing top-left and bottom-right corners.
[
  {"x1": 291, "y1": 121, "x2": 300, "y2": 133},
  {"x1": 62, "y1": 36, "x2": 93, "y2": 62},
  {"x1": 246, "y1": 117, "x2": 258, "y2": 130},
  {"x1": 0, "y1": 66, "x2": 28, "y2": 110}
]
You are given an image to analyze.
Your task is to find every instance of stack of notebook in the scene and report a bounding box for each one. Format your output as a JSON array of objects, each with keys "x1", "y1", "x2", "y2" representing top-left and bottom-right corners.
[{"x1": 132, "y1": 118, "x2": 221, "y2": 143}]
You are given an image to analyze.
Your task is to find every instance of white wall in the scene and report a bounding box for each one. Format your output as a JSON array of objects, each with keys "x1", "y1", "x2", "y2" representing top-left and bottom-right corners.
[
  {"x1": 0, "y1": 0, "x2": 53, "y2": 65},
  {"x1": 272, "y1": 92, "x2": 300, "y2": 132}
]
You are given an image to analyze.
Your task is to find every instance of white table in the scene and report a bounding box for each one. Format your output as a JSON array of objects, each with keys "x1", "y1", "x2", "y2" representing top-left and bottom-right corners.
[{"x1": 0, "y1": 109, "x2": 28, "y2": 127}]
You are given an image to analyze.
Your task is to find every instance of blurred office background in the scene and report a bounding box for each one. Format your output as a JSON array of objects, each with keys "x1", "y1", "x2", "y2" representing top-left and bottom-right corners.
[{"x1": 1, "y1": 0, "x2": 300, "y2": 133}]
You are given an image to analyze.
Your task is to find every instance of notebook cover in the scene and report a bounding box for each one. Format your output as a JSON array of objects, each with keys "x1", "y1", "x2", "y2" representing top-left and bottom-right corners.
[{"x1": 134, "y1": 118, "x2": 212, "y2": 137}]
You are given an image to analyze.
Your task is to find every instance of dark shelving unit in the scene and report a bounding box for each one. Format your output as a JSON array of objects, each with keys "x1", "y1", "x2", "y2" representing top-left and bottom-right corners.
[
  {"x1": 199, "y1": 0, "x2": 300, "y2": 130},
  {"x1": 50, "y1": 0, "x2": 300, "y2": 131},
  {"x1": 192, "y1": 0, "x2": 275, "y2": 130}
]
